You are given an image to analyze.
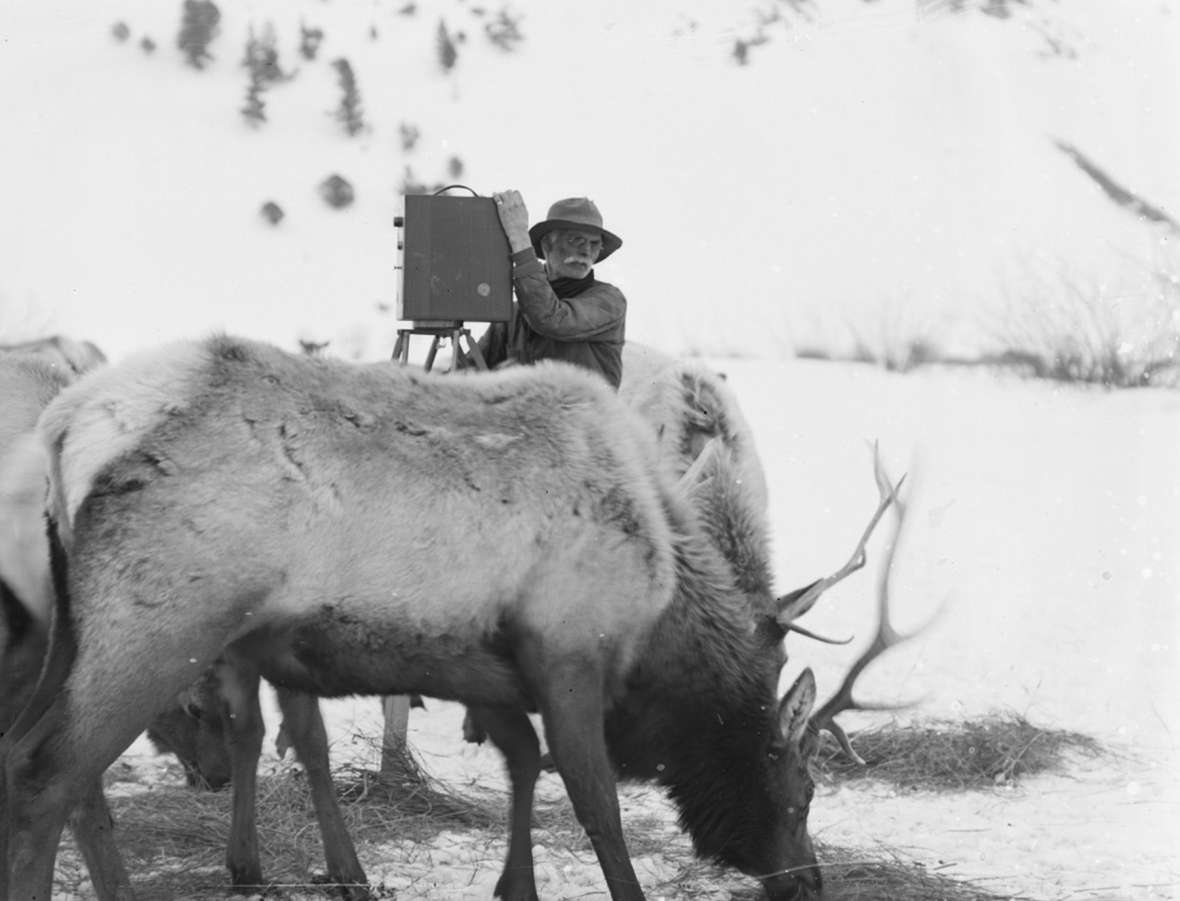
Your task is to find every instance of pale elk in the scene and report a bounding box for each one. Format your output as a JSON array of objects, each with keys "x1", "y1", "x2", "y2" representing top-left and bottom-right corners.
[
  {"x1": 0, "y1": 342, "x2": 241, "y2": 901},
  {"x1": 0, "y1": 345, "x2": 135, "y2": 899},
  {"x1": 1, "y1": 339, "x2": 109, "y2": 725},
  {"x1": 3, "y1": 335, "x2": 914, "y2": 901},
  {"x1": 140, "y1": 341, "x2": 798, "y2": 897},
  {"x1": 0, "y1": 336, "x2": 106, "y2": 377}
]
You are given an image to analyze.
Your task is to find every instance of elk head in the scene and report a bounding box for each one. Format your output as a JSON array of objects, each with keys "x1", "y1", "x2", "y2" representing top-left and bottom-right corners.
[
  {"x1": 741, "y1": 667, "x2": 825, "y2": 901},
  {"x1": 755, "y1": 444, "x2": 926, "y2": 897},
  {"x1": 145, "y1": 668, "x2": 233, "y2": 790}
]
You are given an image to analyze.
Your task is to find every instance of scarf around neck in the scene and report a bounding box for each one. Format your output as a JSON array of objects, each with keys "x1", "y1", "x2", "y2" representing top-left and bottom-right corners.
[{"x1": 548, "y1": 271, "x2": 597, "y2": 298}]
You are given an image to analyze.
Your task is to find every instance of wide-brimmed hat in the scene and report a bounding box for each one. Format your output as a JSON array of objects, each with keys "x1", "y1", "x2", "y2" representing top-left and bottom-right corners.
[{"x1": 528, "y1": 197, "x2": 623, "y2": 262}]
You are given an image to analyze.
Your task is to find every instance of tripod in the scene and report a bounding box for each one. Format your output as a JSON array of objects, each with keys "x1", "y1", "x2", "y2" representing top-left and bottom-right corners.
[{"x1": 391, "y1": 321, "x2": 488, "y2": 372}]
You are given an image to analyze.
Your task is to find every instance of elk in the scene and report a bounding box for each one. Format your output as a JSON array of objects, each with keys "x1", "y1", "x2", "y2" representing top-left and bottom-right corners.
[
  {"x1": 0, "y1": 342, "x2": 231, "y2": 788},
  {"x1": 0, "y1": 349, "x2": 134, "y2": 900},
  {"x1": 0, "y1": 335, "x2": 107, "y2": 376},
  {"x1": 3, "y1": 334, "x2": 910, "y2": 901},
  {"x1": 619, "y1": 341, "x2": 768, "y2": 512},
  {"x1": 0, "y1": 344, "x2": 236, "y2": 900},
  {"x1": 138, "y1": 343, "x2": 790, "y2": 897},
  {"x1": 1, "y1": 342, "x2": 110, "y2": 727}
]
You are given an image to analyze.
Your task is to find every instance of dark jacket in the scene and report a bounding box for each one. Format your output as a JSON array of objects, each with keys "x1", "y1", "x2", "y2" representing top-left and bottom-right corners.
[{"x1": 475, "y1": 248, "x2": 626, "y2": 389}]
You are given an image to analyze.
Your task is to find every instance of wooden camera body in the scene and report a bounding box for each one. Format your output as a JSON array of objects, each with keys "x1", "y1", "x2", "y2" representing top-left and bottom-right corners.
[{"x1": 395, "y1": 194, "x2": 514, "y2": 325}]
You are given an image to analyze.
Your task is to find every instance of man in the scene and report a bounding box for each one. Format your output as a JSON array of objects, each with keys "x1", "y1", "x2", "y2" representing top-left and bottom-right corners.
[{"x1": 473, "y1": 191, "x2": 627, "y2": 389}]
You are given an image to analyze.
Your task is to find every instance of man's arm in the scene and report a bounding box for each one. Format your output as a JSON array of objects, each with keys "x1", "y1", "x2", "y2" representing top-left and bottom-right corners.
[{"x1": 491, "y1": 189, "x2": 626, "y2": 341}]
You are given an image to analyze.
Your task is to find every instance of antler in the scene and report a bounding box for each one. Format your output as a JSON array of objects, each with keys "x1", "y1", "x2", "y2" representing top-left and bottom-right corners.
[
  {"x1": 806, "y1": 451, "x2": 927, "y2": 765},
  {"x1": 774, "y1": 441, "x2": 904, "y2": 634}
]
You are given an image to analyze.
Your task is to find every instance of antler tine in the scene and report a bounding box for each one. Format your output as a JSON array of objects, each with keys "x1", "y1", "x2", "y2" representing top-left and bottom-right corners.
[
  {"x1": 785, "y1": 622, "x2": 854, "y2": 646},
  {"x1": 808, "y1": 450, "x2": 921, "y2": 765},
  {"x1": 774, "y1": 441, "x2": 902, "y2": 630}
]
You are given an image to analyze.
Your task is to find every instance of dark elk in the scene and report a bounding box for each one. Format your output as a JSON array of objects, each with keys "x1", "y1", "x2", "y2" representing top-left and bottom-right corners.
[{"x1": 3, "y1": 335, "x2": 915, "y2": 901}]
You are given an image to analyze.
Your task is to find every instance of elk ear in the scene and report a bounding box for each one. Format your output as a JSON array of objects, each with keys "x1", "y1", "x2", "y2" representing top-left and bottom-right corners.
[{"x1": 778, "y1": 668, "x2": 817, "y2": 745}]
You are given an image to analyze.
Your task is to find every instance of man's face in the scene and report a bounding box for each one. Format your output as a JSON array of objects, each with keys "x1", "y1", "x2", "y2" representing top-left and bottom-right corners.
[{"x1": 545, "y1": 229, "x2": 603, "y2": 279}]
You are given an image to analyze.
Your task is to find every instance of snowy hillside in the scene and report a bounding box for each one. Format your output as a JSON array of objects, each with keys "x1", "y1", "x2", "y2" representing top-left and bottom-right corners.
[{"x1": 2, "y1": 0, "x2": 1177, "y2": 362}]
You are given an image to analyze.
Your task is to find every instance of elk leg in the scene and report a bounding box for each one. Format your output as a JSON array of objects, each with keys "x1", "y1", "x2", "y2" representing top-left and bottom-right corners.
[
  {"x1": 216, "y1": 659, "x2": 266, "y2": 891},
  {"x1": 273, "y1": 686, "x2": 370, "y2": 901},
  {"x1": 471, "y1": 705, "x2": 542, "y2": 901},
  {"x1": 6, "y1": 696, "x2": 97, "y2": 901},
  {"x1": 530, "y1": 655, "x2": 644, "y2": 901},
  {"x1": 69, "y1": 776, "x2": 135, "y2": 900}
]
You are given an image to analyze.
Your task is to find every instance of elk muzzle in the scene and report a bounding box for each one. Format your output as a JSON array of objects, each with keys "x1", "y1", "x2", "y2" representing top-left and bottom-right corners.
[{"x1": 761, "y1": 866, "x2": 823, "y2": 901}]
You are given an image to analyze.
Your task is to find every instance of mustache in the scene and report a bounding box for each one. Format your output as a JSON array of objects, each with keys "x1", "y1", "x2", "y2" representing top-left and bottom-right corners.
[{"x1": 563, "y1": 256, "x2": 592, "y2": 266}]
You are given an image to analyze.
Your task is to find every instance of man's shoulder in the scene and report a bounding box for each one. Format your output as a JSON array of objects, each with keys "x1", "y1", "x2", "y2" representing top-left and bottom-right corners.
[{"x1": 588, "y1": 278, "x2": 626, "y2": 304}]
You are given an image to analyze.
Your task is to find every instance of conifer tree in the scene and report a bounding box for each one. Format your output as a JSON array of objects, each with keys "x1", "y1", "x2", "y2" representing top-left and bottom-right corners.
[
  {"x1": 178, "y1": 0, "x2": 221, "y2": 70},
  {"x1": 332, "y1": 58, "x2": 366, "y2": 137}
]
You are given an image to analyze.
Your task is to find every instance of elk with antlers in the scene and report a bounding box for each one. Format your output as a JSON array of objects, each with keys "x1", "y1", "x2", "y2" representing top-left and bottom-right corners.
[{"x1": 2, "y1": 334, "x2": 915, "y2": 900}]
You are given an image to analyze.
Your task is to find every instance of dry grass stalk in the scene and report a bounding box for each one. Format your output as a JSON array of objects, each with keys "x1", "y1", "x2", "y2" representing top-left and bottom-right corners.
[
  {"x1": 54, "y1": 719, "x2": 1076, "y2": 898},
  {"x1": 813, "y1": 841, "x2": 1038, "y2": 900},
  {"x1": 65, "y1": 745, "x2": 501, "y2": 898},
  {"x1": 812, "y1": 713, "x2": 1104, "y2": 791}
]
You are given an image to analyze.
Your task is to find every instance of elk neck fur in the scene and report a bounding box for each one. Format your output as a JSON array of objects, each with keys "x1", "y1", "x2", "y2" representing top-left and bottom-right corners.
[
  {"x1": 619, "y1": 342, "x2": 769, "y2": 517},
  {"x1": 605, "y1": 500, "x2": 789, "y2": 869}
]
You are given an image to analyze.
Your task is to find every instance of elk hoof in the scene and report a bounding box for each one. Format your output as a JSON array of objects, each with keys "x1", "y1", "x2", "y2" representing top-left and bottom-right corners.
[
  {"x1": 493, "y1": 872, "x2": 540, "y2": 901},
  {"x1": 312, "y1": 872, "x2": 372, "y2": 901},
  {"x1": 461, "y1": 709, "x2": 487, "y2": 744}
]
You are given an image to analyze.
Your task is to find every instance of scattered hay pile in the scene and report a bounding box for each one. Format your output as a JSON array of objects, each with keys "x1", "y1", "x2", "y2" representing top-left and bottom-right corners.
[
  {"x1": 813, "y1": 713, "x2": 1104, "y2": 791},
  {"x1": 75, "y1": 747, "x2": 502, "y2": 899},
  {"x1": 813, "y1": 842, "x2": 1038, "y2": 901},
  {"x1": 54, "y1": 714, "x2": 1092, "y2": 898}
]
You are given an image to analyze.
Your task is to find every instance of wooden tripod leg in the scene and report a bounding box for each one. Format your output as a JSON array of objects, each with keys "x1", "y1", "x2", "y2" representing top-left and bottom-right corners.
[
  {"x1": 391, "y1": 331, "x2": 409, "y2": 364},
  {"x1": 459, "y1": 329, "x2": 488, "y2": 371},
  {"x1": 423, "y1": 336, "x2": 442, "y2": 372}
]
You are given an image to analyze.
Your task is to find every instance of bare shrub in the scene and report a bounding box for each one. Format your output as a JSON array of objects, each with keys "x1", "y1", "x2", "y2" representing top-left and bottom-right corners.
[
  {"x1": 793, "y1": 302, "x2": 949, "y2": 373},
  {"x1": 985, "y1": 258, "x2": 1180, "y2": 388}
]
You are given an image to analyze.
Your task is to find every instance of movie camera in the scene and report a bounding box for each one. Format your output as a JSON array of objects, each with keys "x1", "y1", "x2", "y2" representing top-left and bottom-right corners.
[{"x1": 392, "y1": 186, "x2": 514, "y2": 371}]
